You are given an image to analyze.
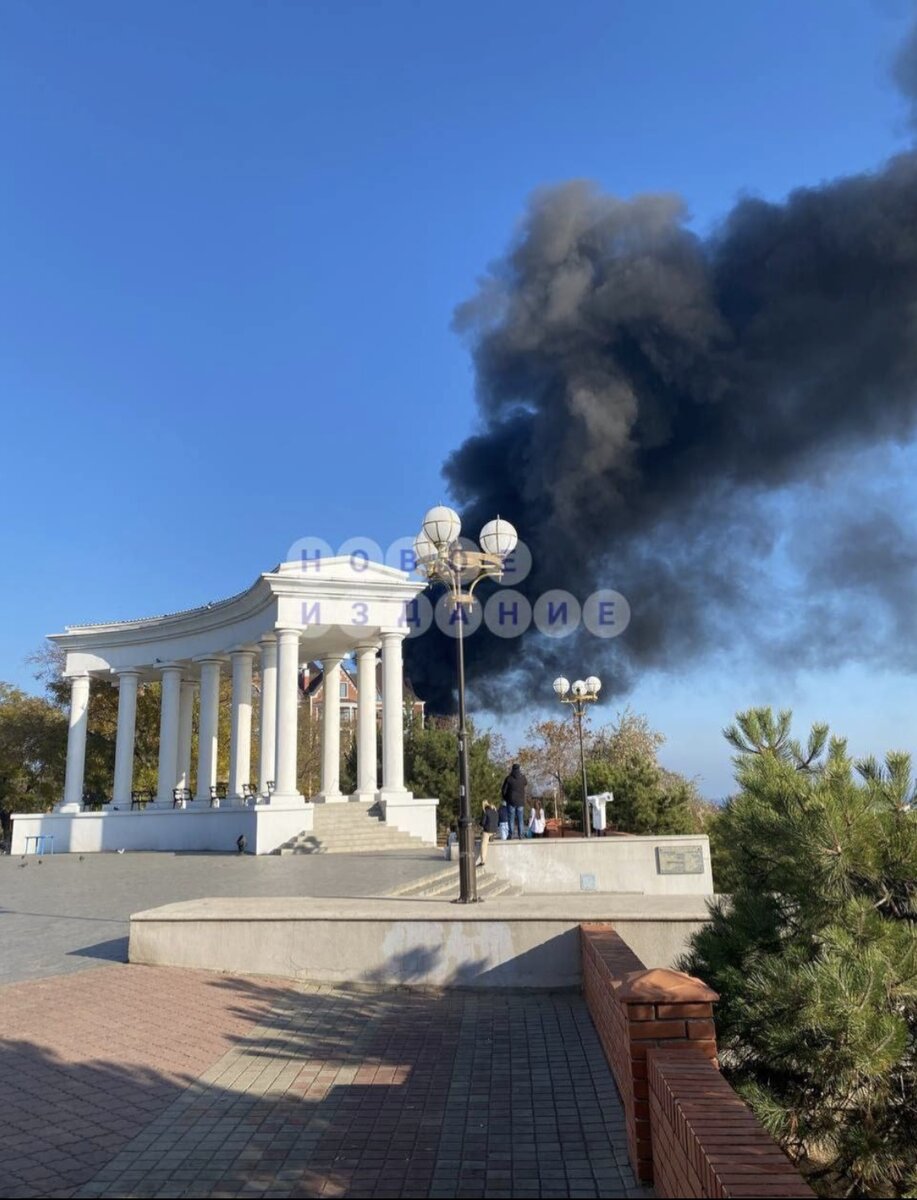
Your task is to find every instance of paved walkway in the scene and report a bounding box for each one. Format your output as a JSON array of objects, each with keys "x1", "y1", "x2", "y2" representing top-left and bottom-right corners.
[
  {"x1": 0, "y1": 851, "x2": 443, "y2": 985},
  {"x1": 0, "y1": 965, "x2": 648, "y2": 1199}
]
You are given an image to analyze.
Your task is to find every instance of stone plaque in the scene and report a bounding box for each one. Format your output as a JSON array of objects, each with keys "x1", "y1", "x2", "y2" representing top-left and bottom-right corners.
[
  {"x1": 656, "y1": 845, "x2": 705, "y2": 875},
  {"x1": 580, "y1": 873, "x2": 597, "y2": 892}
]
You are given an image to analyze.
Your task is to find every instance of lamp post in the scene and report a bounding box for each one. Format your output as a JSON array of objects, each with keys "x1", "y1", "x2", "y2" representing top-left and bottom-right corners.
[
  {"x1": 415, "y1": 506, "x2": 518, "y2": 903},
  {"x1": 553, "y1": 675, "x2": 601, "y2": 838}
]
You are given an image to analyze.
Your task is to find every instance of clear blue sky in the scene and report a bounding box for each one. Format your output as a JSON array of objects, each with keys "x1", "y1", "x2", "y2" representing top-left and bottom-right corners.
[{"x1": 2, "y1": 0, "x2": 915, "y2": 796}]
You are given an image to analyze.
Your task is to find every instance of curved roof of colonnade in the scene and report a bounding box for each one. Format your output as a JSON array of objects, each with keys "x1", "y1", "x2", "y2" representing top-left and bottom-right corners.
[{"x1": 48, "y1": 557, "x2": 424, "y2": 673}]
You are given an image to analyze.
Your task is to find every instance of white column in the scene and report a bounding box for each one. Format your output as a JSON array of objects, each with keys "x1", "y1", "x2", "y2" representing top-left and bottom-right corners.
[
  {"x1": 228, "y1": 650, "x2": 255, "y2": 802},
  {"x1": 195, "y1": 658, "x2": 222, "y2": 803},
  {"x1": 319, "y1": 654, "x2": 343, "y2": 801},
  {"x1": 111, "y1": 671, "x2": 140, "y2": 808},
  {"x1": 380, "y1": 632, "x2": 408, "y2": 797},
  {"x1": 156, "y1": 666, "x2": 183, "y2": 805},
  {"x1": 258, "y1": 636, "x2": 277, "y2": 796},
  {"x1": 177, "y1": 680, "x2": 197, "y2": 793},
  {"x1": 352, "y1": 643, "x2": 378, "y2": 802},
  {"x1": 273, "y1": 628, "x2": 303, "y2": 802},
  {"x1": 60, "y1": 674, "x2": 91, "y2": 811}
]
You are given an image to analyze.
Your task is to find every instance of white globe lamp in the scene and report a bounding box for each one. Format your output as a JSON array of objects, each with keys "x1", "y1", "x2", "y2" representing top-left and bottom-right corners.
[
  {"x1": 553, "y1": 676, "x2": 570, "y2": 697},
  {"x1": 479, "y1": 516, "x2": 518, "y2": 559},
  {"x1": 585, "y1": 675, "x2": 602, "y2": 696},
  {"x1": 422, "y1": 506, "x2": 461, "y2": 550},
  {"x1": 571, "y1": 679, "x2": 587, "y2": 698},
  {"x1": 413, "y1": 529, "x2": 438, "y2": 568}
]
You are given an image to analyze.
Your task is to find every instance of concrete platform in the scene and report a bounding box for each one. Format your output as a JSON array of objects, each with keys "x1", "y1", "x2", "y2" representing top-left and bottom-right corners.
[{"x1": 129, "y1": 893, "x2": 715, "y2": 988}]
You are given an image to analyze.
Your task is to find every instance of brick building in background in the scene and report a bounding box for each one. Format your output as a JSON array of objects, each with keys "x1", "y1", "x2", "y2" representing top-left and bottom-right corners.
[{"x1": 299, "y1": 658, "x2": 425, "y2": 735}]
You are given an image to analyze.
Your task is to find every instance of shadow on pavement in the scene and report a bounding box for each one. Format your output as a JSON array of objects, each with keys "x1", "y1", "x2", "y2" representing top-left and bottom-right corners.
[
  {"x1": 0, "y1": 971, "x2": 642, "y2": 1198},
  {"x1": 69, "y1": 936, "x2": 130, "y2": 963}
]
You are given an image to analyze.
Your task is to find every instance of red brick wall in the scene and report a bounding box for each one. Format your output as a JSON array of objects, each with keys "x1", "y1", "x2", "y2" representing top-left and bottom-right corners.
[
  {"x1": 648, "y1": 1052, "x2": 814, "y2": 1198},
  {"x1": 579, "y1": 924, "x2": 813, "y2": 1197},
  {"x1": 580, "y1": 923, "x2": 652, "y2": 1179}
]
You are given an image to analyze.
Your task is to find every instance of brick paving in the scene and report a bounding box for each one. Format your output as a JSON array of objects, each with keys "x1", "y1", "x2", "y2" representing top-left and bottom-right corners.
[{"x1": 0, "y1": 965, "x2": 650, "y2": 1199}]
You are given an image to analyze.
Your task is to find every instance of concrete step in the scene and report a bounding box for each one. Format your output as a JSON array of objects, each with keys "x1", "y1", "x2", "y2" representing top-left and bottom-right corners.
[
  {"x1": 389, "y1": 864, "x2": 520, "y2": 899},
  {"x1": 274, "y1": 818, "x2": 429, "y2": 855}
]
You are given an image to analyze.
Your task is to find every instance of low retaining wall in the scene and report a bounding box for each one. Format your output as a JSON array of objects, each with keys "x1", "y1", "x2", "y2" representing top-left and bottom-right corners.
[
  {"x1": 580, "y1": 924, "x2": 813, "y2": 1196},
  {"x1": 10, "y1": 803, "x2": 314, "y2": 856},
  {"x1": 487, "y1": 834, "x2": 714, "y2": 895},
  {"x1": 128, "y1": 894, "x2": 713, "y2": 986}
]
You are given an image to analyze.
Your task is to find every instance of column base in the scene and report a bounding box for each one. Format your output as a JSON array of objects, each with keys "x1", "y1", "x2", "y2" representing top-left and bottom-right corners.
[
  {"x1": 58, "y1": 802, "x2": 82, "y2": 814},
  {"x1": 350, "y1": 790, "x2": 378, "y2": 804},
  {"x1": 314, "y1": 792, "x2": 346, "y2": 804},
  {"x1": 266, "y1": 792, "x2": 305, "y2": 806},
  {"x1": 377, "y1": 788, "x2": 413, "y2": 804}
]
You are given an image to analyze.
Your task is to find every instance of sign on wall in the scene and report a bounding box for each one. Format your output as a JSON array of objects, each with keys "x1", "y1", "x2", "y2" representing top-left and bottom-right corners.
[{"x1": 655, "y1": 845, "x2": 705, "y2": 875}]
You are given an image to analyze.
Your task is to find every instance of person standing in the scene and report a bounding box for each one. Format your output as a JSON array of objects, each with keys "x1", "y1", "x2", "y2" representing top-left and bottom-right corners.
[
  {"x1": 478, "y1": 801, "x2": 499, "y2": 867},
  {"x1": 528, "y1": 802, "x2": 546, "y2": 838},
  {"x1": 501, "y1": 763, "x2": 527, "y2": 840},
  {"x1": 497, "y1": 798, "x2": 511, "y2": 840}
]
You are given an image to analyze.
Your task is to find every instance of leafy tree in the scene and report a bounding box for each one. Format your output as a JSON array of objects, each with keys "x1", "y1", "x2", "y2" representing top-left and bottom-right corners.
[
  {"x1": 681, "y1": 708, "x2": 917, "y2": 1198},
  {"x1": 517, "y1": 718, "x2": 583, "y2": 819},
  {"x1": 405, "y1": 716, "x2": 505, "y2": 831},
  {"x1": 555, "y1": 707, "x2": 700, "y2": 834},
  {"x1": 0, "y1": 683, "x2": 68, "y2": 838}
]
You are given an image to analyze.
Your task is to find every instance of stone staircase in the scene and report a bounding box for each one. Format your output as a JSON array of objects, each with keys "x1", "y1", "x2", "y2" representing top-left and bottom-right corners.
[
  {"x1": 388, "y1": 862, "x2": 521, "y2": 901},
  {"x1": 273, "y1": 800, "x2": 430, "y2": 855}
]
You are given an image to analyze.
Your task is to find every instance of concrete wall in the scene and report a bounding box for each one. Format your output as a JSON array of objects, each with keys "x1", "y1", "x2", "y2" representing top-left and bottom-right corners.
[
  {"x1": 10, "y1": 803, "x2": 313, "y2": 856},
  {"x1": 380, "y1": 795, "x2": 438, "y2": 845},
  {"x1": 487, "y1": 835, "x2": 714, "y2": 895},
  {"x1": 128, "y1": 894, "x2": 715, "y2": 986}
]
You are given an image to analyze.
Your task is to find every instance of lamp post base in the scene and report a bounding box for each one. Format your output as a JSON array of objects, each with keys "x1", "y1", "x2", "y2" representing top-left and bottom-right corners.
[{"x1": 456, "y1": 818, "x2": 478, "y2": 903}]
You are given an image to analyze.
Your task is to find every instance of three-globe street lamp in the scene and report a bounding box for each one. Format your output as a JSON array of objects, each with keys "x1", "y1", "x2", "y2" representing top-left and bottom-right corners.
[
  {"x1": 415, "y1": 506, "x2": 518, "y2": 903},
  {"x1": 553, "y1": 675, "x2": 602, "y2": 838}
]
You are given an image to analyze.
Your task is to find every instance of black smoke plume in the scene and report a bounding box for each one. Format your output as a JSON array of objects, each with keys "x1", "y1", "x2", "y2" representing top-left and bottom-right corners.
[{"x1": 406, "y1": 31, "x2": 917, "y2": 714}]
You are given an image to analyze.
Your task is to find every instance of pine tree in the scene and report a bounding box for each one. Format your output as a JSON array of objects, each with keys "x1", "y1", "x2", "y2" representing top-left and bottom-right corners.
[{"x1": 682, "y1": 708, "x2": 917, "y2": 1197}]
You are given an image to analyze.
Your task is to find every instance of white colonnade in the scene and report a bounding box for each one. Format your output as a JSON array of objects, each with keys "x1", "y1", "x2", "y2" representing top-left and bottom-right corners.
[{"x1": 58, "y1": 636, "x2": 409, "y2": 811}]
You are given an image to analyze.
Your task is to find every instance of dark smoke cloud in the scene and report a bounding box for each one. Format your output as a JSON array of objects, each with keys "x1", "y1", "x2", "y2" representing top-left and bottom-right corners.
[{"x1": 406, "y1": 34, "x2": 917, "y2": 714}]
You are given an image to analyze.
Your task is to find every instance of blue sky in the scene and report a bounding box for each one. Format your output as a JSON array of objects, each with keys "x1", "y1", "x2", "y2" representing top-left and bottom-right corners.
[{"x1": 2, "y1": 0, "x2": 916, "y2": 796}]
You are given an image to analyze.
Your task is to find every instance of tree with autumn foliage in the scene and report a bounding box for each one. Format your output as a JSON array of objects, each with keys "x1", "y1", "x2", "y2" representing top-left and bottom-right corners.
[{"x1": 517, "y1": 717, "x2": 583, "y2": 819}]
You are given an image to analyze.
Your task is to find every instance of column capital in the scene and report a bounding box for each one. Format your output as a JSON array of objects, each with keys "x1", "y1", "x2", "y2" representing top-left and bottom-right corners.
[
  {"x1": 114, "y1": 668, "x2": 142, "y2": 679},
  {"x1": 380, "y1": 630, "x2": 408, "y2": 644},
  {"x1": 229, "y1": 647, "x2": 257, "y2": 661},
  {"x1": 355, "y1": 642, "x2": 379, "y2": 655},
  {"x1": 64, "y1": 671, "x2": 91, "y2": 681},
  {"x1": 193, "y1": 653, "x2": 228, "y2": 665},
  {"x1": 258, "y1": 632, "x2": 277, "y2": 645}
]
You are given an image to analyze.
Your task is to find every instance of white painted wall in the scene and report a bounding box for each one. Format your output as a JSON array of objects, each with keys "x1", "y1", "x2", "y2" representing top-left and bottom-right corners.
[
  {"x1": 10, "y1": 803, "x2": 313, "y2": 856},
  {"x1": 486, "y1": 834, "x2": 714, "y2": 895},
  {"x1": 380, "y1": 795, "x2": 438, "y2": 845}
]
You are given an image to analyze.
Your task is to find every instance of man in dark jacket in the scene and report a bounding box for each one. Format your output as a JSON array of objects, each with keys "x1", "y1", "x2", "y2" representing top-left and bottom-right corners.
[{"x1": 501, "y1": 763, "x2": 527, "y2": 839}]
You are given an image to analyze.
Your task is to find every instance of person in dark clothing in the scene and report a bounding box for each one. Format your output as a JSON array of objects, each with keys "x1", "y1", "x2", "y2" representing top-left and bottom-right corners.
[
  {"x1": 501, "y1": 763, "x2": 527, "y2": 839},
  {"x1": 478, "y1": 802, "x2": 500, "y2": 867}
]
